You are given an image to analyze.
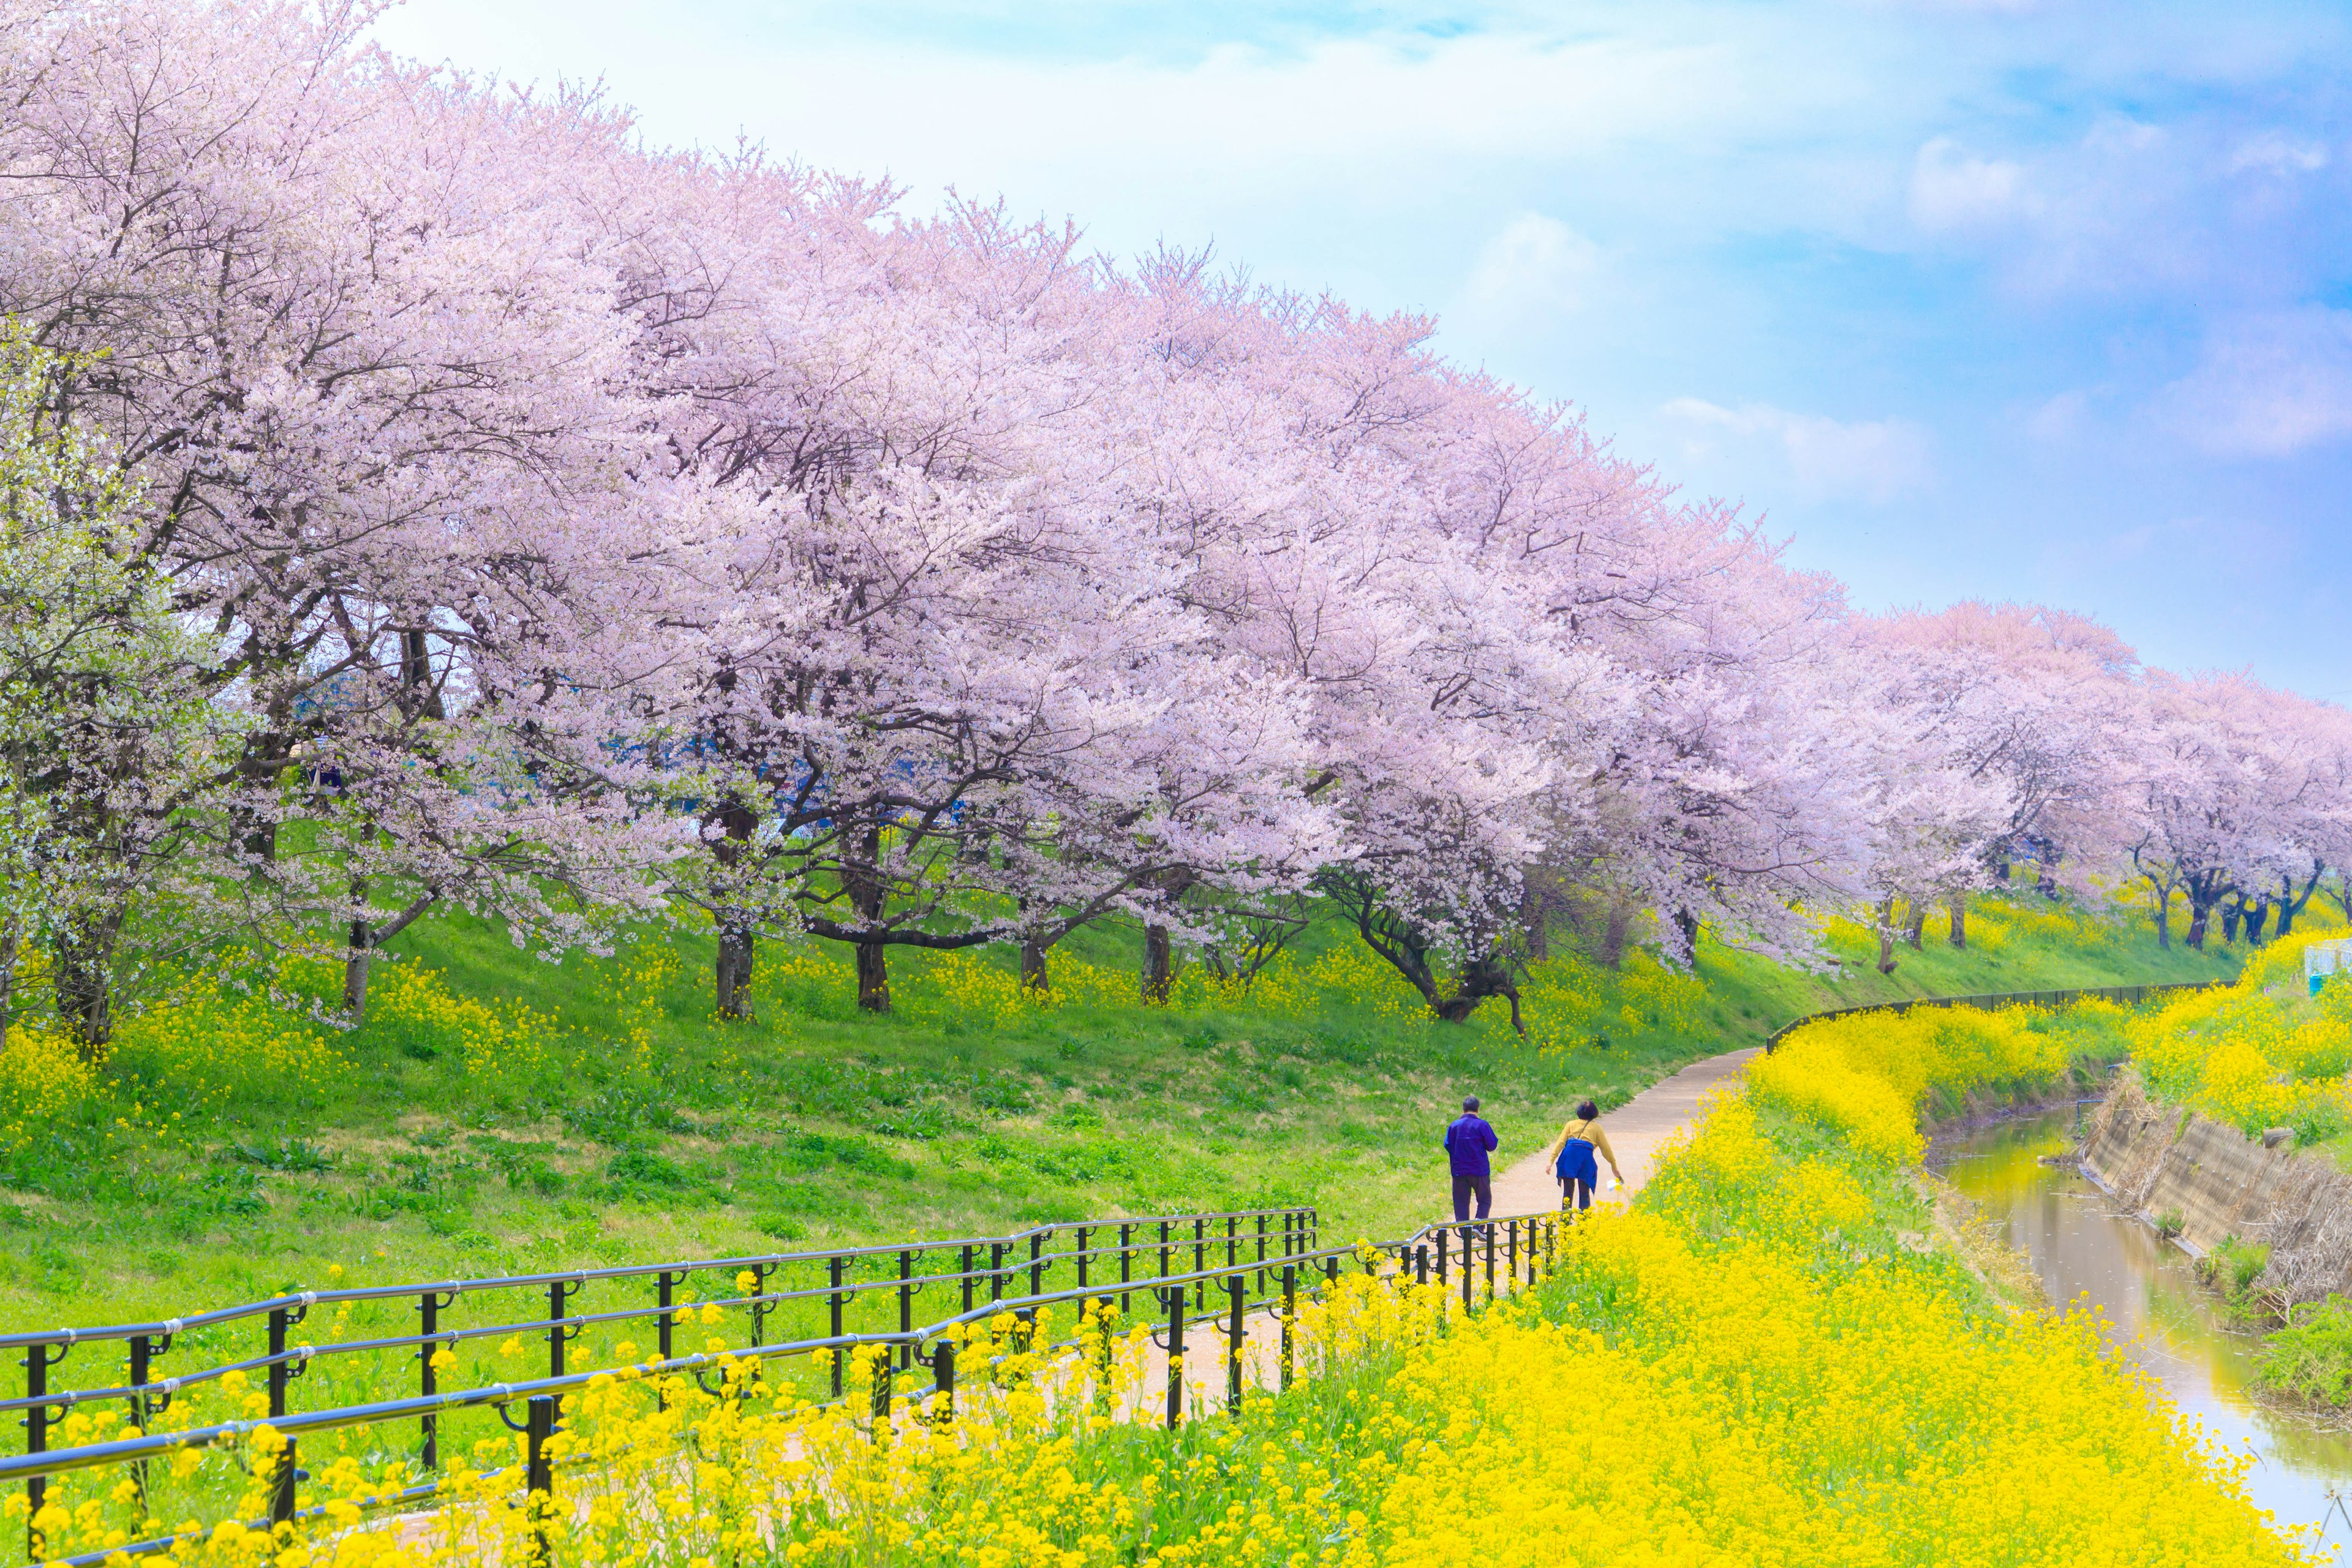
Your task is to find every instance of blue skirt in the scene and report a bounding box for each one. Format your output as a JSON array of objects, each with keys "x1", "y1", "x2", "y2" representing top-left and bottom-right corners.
[{"x1": 1556, "y1": 1137, "x2": 1599, "y2": 1188}]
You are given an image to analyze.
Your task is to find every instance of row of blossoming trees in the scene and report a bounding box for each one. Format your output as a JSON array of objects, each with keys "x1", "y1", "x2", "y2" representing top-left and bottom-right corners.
[{"x1": 0, "y1": 0, "x2": 2342, "y2": 1052}]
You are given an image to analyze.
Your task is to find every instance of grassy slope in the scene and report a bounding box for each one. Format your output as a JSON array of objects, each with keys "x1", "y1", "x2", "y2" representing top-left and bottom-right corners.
[{"x1": 0, "y1": 891, "x2": 2243, "y2": 1330}]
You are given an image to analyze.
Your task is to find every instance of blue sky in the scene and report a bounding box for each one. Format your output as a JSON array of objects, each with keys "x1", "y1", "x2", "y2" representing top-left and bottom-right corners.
[{"x1": 370, "y1": 1, "x2": 2352, "y2": 698}]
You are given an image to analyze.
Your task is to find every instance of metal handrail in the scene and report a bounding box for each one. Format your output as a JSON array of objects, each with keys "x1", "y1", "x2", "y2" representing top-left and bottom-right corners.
[
  {"x1": 1761, "y1": 977, "x2": 2228, "y2": 1052},
  {"x1": 2, "y1": 1203, "x2": 1319, "y2": 1563},
  {"x1": 0, "y1": 1205, "x2": 1311, "y2": 1352},
  {"x1": 6, "y1": 1207, "x2": 1562, "y2": 1567},
  {"x1": 2, "y1": 1216, "x2": 1547, "y2": 1486}
]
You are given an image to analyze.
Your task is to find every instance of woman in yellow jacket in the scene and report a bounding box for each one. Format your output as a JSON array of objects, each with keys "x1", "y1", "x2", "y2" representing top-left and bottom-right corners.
[{"x1": 1545, "y1": 1098, "x2": 1624, "y2": 1212}]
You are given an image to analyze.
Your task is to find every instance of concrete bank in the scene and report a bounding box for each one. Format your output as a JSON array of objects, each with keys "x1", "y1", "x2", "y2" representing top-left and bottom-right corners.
[{"x1": 2081, "y1": 1077, "x2": 2352, "y2": 1308}]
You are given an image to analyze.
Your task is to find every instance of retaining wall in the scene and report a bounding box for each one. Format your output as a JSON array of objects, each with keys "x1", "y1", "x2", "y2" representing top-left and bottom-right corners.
[{"x1": 2080, "y1": 1078, "x2": 2352, "y2": 1306}]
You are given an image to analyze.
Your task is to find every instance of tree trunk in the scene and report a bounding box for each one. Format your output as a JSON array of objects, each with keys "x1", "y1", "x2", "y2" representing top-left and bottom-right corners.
[
  {"x1": 1904, "y1": 907, "x2": 1926, "y2": 949},
  {"x1": 2153, "y1": 893, "x2": 2171, "y2": 949},
  {"x1": 1597, "y1": 903, "x2": 1630, "y2": 970},
  {"x1": 2220, "y1": 900, "x2": 2241, "y2": 944},
  {"x1": 344, "y1": 918, "x2": 373, "y2": 1014},
  {"x1": 1520, "y1": 879, "x2": 1549, "y2": 961},
  {"x1": 1947, "y1": 893, "x2": 1967, "y2": 949},
  {"x1": 52, "y1": 911, "x2": 119, "y2": 1061},
  {"x1": 1431, "y1": 953, "x2": 1525, "y2": 1033},
  {"x1": 2246, "y1": 899, "x2": 2271, "y2": 946},
  {"x1": 706, "y1": 795, "x2": 761, "y2": 1017},
  {"x1": 343, "y1": 873, "x2": 372, "y2": 1014},
  {"x1": 0, "y1": 922, "x2": 15, "y2": 1023},
  {"x1": 2186, "y1": 905, "x2": 2209, "y2": 951},
  {"x1": 1994, "y1": 862, "x2": 2010, "y2": 883},
  {"x1": 1671, "y1": 908, "x2": 1700, "y2": 963},
  {"x1": 715, "y1": 918, "x2": 755, "y2": 1020},
  {"x1": 1142, "y1": 922, "x2": 1174, "y2": 1005},
  {"x1": 1875, "y1": 896, "x2": 1898, "y2": 975},
  {"x1": 1020, "y1": 938, "x2": 1049, "y2": 992},
  {"x1": 856, "y1": 940, "x2": 890, "y2": 1013},
  {"x1": 848, "y1": 823, "x2": 890, "y2": 1014}
]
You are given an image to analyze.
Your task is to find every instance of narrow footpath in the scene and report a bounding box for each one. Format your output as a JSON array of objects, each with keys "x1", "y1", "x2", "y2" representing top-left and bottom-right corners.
[
  {"x1": 1152, "y1": 1044, "x2": 1762, "y2": 1413},
  {"x1": 1487, "y1": 1046, "x2": 1760, "y2": 1214}
]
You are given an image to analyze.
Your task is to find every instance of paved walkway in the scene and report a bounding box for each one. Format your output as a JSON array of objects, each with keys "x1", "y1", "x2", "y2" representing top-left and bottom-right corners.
[
  {"x1": 1133, "y1": 1043, "x2": 1764, "y2": 1419},
  {"x1": 1488, "y1": 1047, "x2": 1762, "y2": 1216}
]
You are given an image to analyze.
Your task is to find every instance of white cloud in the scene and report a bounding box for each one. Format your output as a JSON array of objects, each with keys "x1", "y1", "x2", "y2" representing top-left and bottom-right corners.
[
  {"x1": 2230, "y1": 132, "x2": 2330, "y2": 176},
  {"x1": 1909, "y1": 135, "x2": 2029, "y2": 231},
  {"x1": 1461, "y1": 213, "x2": 1602, "y2": 315},
  {"x1": 2156, "y1": 307, "x2": 2352, "y2": 459},
  {"x1": 2026, "y1": 388, "x2": 2089, "y2": 443},
  {"x1": 1660, "y1": 398, "x2": 1934, "y2": 503}
]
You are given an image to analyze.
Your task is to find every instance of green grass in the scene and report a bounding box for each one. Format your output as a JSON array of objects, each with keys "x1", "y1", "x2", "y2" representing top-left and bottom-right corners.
[{"x1": 0, "y1": 889, "x2": 2242, "y2": 1332}]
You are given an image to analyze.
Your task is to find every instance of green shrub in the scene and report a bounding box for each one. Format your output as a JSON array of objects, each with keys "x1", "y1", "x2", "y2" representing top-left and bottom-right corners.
[
  {"x1": 2258, "y1": 1295, "x2": 2352, "y2": 1404},
  {"x1": 2196, "y1": 1234, "x2": 2271, "y2": 1314}
]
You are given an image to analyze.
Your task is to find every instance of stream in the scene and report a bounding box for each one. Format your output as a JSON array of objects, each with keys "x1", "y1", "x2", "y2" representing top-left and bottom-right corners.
[{"x1": 1934, "y1": 1106, "x2": 2352, "y2": 1556}]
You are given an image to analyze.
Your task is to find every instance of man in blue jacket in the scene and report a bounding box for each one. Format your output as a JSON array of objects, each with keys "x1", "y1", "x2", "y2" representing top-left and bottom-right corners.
[{"x1": 1443, "y1": 1096, "x2": 1499, "y2": 1223}]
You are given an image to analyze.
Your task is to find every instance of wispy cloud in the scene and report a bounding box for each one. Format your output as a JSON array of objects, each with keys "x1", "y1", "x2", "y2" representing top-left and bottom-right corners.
[
  {"x1": 1660, "y1": 399, "x2": 1934, "y2": 504},
  {"x1": 2156, "y1": 307, "x2": 2352, "y2": 459}
]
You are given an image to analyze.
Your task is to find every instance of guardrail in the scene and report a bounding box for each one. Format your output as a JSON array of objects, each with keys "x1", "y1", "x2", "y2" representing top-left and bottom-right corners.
[
  {"x1": 2, "y1": 1205, "x2": 1321, "y2": 1564},
  {"x1": 1763, "y1": 978, "x2": 2230, "y2": 1052}
]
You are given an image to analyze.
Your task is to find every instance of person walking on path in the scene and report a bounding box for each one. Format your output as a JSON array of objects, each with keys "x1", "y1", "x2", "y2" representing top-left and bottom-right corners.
[
  {"x1": 1443, "y1": 1096, "x2": 1499, "y2": 1223},
  {"x1": 1545, "y1": 1098, "x2": 1624, "y2": 1213}
]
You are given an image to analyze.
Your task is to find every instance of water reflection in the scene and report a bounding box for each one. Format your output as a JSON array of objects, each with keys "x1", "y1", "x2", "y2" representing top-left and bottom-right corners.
[{"x1": 1935, "y1": 1107, "x2": 2352, "y2": 1556}]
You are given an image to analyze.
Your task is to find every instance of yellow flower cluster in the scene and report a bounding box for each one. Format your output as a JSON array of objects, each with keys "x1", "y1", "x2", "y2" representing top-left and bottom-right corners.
[
  {"x1": 365, "y1": 959, "x2": 560, "y2": 1087},
  {"x1": 2128, "y1": 929, "x2": 2352, "y2": 1137},
  {"x1": 1749, "y1": 1001, "x2": 2075, "y2": 1161},
  {"x1": 0, "y1": 1020, "x2": 96, "y2": 1152}
]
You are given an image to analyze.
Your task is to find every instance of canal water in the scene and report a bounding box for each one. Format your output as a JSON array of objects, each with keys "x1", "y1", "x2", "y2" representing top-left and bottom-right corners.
[{"x1": 1935, "y1": 1106, "x2": 2352, "y2": 1558}]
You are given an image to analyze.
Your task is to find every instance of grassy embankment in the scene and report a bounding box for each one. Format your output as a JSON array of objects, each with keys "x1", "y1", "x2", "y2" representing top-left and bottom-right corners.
[{"x1": 0, "y1": 890, "x2": 2234, "y2": 1330}]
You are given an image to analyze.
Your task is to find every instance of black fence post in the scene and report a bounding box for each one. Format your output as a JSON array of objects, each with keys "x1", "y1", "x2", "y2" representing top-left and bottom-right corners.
[
  {"x1": 23, "y1": 1337, "x2": 62, "y2": 1562},
  {"x1": 524, "y1": 1393, "x2": 555, "y2": 1567},
  {"x1": 1029, "y1": 1232, "x2": 1044, "y2": 1300},
  {"x1": 1120, "y1": 1223, "x2": 1134, "y2": 1319},
  {"x1": 870, "y1": 1347, "x2": 893, "y2": 1446},
  {"x1": 1256, "y1": 1212, "x2": 1268, "y2": 1290},
  {"x1": 932, "y1": 1339, "x2": 956, "y2": 1431},
  {"x1": 1226, "y1": 1275, "x2": 1246, "y2": 1413},
  {"x1": 655, "y1": 1270, "x2": 681, "y2": 1412},
  {"x1": 1416, "y1": 1243, "x2": 1429, "y2": 1286},
  {"x1": 1163, "y1": 1286, "x2": 1185, "y2": 1430},
  {"x1": 1461, "y1": 1236, "x2": 1474, "y2": 1311},
  {"x1": 1192, "y1": 1218, "x2": 1206, "y2": 1312},
  {"x1": 418, "y1": 1291, "x2": 453, "y2": 1468},
  {"x1": 829, "y1": 1254, "x2": 848, "y2": 1398},
  {"x1": 1074, "y1": 1227, "x2": 1091, "y2": 1294},
  {"x1": 898, "y1": 1250, "x2": 915, "y2": 1373},
  {"x1": 1506, "y1": 1218, "x2": 1518, "y2": 1287},
  {"x1": 1436, "y1": 1228, "x2": 1450, "y2": 1284},
  {"x1": 546, "y1": 1279, "x2": 579, "y2": 1380},
  {"x1": 961, "y1": 1245, "x2": 975, "y2": 1314},
  {"x1": 268, "y1": 1306, "x2": 297, "y2": 1527},
  {"x1": 747, "y1": 1261, "x2": 772, "y2": 1349},
  {"x1": 1485, "y1": 1220, "x2": 1497, "y2": 1300},
  {"x1": 1281, "y1": 1264, "x2": 1296, "y2": 1392},
  {"x1": 127, "y1": 1332, "x2": 153, "y2": 1510}
]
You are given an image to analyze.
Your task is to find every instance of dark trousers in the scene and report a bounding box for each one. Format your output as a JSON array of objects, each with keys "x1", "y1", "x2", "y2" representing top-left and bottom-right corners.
[
  {"x1": 1451, "y1": 1172, "x2": 1491, "y2": 1223},
  {"x1": 1562, "y1": 1177, "x2": 1594, "y2": 1212}
]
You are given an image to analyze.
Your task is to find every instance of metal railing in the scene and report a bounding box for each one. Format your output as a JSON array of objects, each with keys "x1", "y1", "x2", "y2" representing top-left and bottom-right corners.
[
  {"x1": 1762, "y1": 978, "x2": 2228, "y2": 1051},
  {"x1": 0, "y1": 1205, "x2": 1565, "y2": 1567},
  {"x1": 1, "y1": 1205, "x2": 1321, "y2": 1564}
]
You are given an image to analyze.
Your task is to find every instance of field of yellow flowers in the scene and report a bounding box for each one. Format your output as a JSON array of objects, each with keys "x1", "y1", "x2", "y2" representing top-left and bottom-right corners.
[{"x1": 2124, "y1": 927, "x2": 2352, "y2": 1148}]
